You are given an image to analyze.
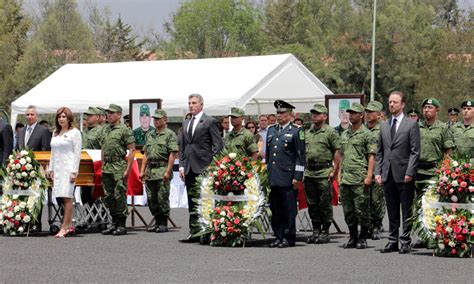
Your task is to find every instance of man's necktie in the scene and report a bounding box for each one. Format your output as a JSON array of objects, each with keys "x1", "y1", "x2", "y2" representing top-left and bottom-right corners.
[
  {"x1": 25, "y1": 126, "x2": 32, "y2": 145},
  {"x1": 188, "y1": 116, "x2": 195, "y2": 138},
  {"x1": 391, "y1": 118, "x2": 397, "y2": 140}
]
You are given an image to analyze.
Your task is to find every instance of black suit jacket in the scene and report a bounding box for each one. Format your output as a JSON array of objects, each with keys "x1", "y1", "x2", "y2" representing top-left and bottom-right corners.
[
  {"x1": 17, "y1": 124, "x2": 52, "y2": 151},
  {"x1": 179, "y1": 113, "x2": 223, "y2": 174},
  {"x1": 375, "y1": 115, "x2": 420, "y2": 183},
  {"x1": 0, "y1": 120, "x2": 13, "y2": 165}
]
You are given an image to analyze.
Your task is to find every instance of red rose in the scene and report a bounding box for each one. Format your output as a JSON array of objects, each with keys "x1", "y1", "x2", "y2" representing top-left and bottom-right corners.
[
  {"x1": 235, "y1": 161, "x2": 242, "y2": 167},
  {"x1": 241, "y1": 166, "x2": 246, "y2": 171},
  {"x1": 456, "y1": 234, "x2": 464, "y2": 242},
  {"x1": 247, "y1": 173, "x2": 253, "y2": 178},
  {"x1": 460, "y1": 181, "x2": 467, "y2": 188},
  {"x1": 444, "y1": 238, "x2": 449, "y2": 245},
  {"x1": 21, "y1": 166, "x2": 26, "y2": 171},
  {"x1": 211, "y1": 235, "x2": 216, "y2": 241},
  {"x1": 451, "y1": 248, "x2": 457, "y2": 255},
  {"x1": 229, "y1": 166, "x2": 235, "y2": 171},
  {"x1": 234, "y1": 218, "x2": 240, "y2": 225},
  {"x1": 14, "y1": 159, "x2": 19, "y2": 164},
  {"x1": 215, "y1": 207, "x2": 221, "y2": 214},
  {"x1": 470, "y1": 231, "x2": 474, "y2": 237},
  {"x1": 14, "y1": 220, "x2": 20, "y2": 227}
]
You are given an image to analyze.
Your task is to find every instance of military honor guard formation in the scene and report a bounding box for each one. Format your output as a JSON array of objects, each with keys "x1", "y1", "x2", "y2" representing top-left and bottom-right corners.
[{"x1": 1, "y1": 92, "x2": 473, "y2": 254}]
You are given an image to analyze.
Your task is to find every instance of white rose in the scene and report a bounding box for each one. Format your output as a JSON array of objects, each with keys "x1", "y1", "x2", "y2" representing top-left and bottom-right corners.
[
  {"x1": 24, "y1": 182, "x2": 29, "y2": 188},
  {"x1": 14, "y1": 206, "x2": 20, "y2": 213},
  {"x1": 15, "y1": 164, "x2": 20, "y2": 169},
  {"x1": 9, "y1": 159, "x2": 14, "y2": 164},
  {"x1": 14, "y1": 180, "x2": 20, "y2": 185},
  {"x1": 452, "y1": 161, "x2": 459, "y2": 167},
  {"x1": 220, "y1": 164, "x2": 226, "y2": 169},
  {"x1": 446, "y1": 226, "x2": 453, "y2": 233},
  {"x1": 21, "y1": 172, "x2": 28, "y2": 177},
  {"x1": 19, "y1": 158, "x2": 26, "y2": 165},
  {"x1": 240, "y1": 171, "x2": 245, "y2": 176},
  {"x1": 9, "y1": 154, "x2": 13, "y2": 160},
  {"x1": 7, "y1": 211, "x2": 14, "y2": 218},
  {"x1": 25, "y1": 164, "x2": 32, "y2": 170},
  {"x1": 19, "y1": 202, "x2": 26, "y2": 209},
  {"x1": 26, "y1": 157, "x2": 31, "y2": 163},
  {"x1": 12, "y1": 194, "x2": 19, "y2": 199},
  {"x1": 16, "y1": 173, "x2": 21, "y2": 179},
  {"x1": 220, "y1": 224, "x2": 225, "y2": 229},
  {"x1": 15, "y1": 214, "x2": 21, "y2": 221},
  {"x1": 448, "y1": 241, "x2": 455, "y2": 247},
  {"x1": 451, "y1": 195, "x2": 458, "y2": 202},
  {"x1": 220, "y1": 211, "x2": 226, "y2": 217},
  {"x1": 221, "y1": 231, "x2": 227, "y2": 237},
  {"x1": 451, "y1": 180, "x2": 459, "y2": 187},
  {"x1": 23, "y1": 215, "x2": 31, "y2": 223},
  {"x1": 30, "y1": 171, "x2": 37, "y2": 178},
  {"x1": 18, "y1": 227, "x2": 24, "y2": 233},
  {"x1": 228, "y1": 153, "x2": 237, "y2": 159},
  {"x1": 2, "y1": 195, "x2": 9, "y2": 202},
  {"x1": 438, "y1": 243, "x2": 445, "y2": 250},
  {"x1": 20, "y1": 150, "x2": 28, "y2": 156},
  {"x1": 220, "y1": 217, "x2": 225, "y2": 222}
]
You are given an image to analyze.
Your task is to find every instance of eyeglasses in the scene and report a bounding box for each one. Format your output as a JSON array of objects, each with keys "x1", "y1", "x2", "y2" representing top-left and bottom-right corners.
[{"x1": 247, "y1": 126, "x2": 255, "y2": 129}]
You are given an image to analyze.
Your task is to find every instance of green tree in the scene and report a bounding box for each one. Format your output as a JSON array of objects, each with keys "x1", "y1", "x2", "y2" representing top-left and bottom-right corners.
[
  {"x1": 165, "y1": 0, "x2": 264, "y2": 58},
  {"x1": 103, "y1": 16, "x2": 145, "y2": 62}
]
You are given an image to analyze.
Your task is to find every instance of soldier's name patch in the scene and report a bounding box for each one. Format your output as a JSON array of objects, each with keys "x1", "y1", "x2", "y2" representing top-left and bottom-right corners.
[{"x1": 285, "y1": 134, "x2": 293, "y2": 138}]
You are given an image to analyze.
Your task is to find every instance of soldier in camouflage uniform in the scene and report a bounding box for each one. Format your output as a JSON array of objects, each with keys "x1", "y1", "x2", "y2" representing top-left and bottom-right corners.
[
  {"x1": 334, "y1": 99, "x2": 351, "y2": 136},
  {"x1": 451, "y1": 100, "x2": 474, "y2": 161},
  {"x1": 140, "y1": 109, "x2": 178, "y2": 233},
  {"x1": 81, "y1": 106, "x2": 104, "y2": 204},
  {"x1": 101, "y1": 104, "x2": 136, "y2": 236},
  {"x1": 340, "y1": 103, "x2": 377, "y2": 249},
  {"x1": 364, "y1": 101, "x2": 385, "y2": 240},
  {"x1": 304, "y1": 104, "x2": 340, "y2": 244},
  {"x1": 224, "y1": 107, "x2": 258, "y2": 159},
  {"x1": 413, "y1": 98, "x2": 454, "y2": 248},
  {"x1": 97, "y1": 107, "x2": 107, "y2": 126},
  {"x1": 133, "y1": 104, "x2": 155, "y2": 145}
]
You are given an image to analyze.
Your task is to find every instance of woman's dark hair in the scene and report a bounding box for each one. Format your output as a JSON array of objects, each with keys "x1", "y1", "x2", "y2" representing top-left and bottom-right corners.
[{"x1": 245, "y1": 121, "x2": 257, "y2": 135}]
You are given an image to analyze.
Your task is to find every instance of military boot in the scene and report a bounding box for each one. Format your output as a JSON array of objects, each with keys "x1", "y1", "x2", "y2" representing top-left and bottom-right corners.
[
  {"x1": 147, "y1": 218, "x2": 159, "y2": 232},
  {"x1": 156, "y1": 216, "x2": 169, "y2": 233},
  {"x1": 356, "y1": 226, "x2": 369, "y2": 249},
  {"x1": 371, "y1": 226, "x2": 381, "y2": 240},
  {"x1": 343, "y1": 226, "x2": 358, "y2": 249},
  {"x1": 306, "y1": 229, "x2": 320, "y2": 244},
  {"x1": 316, "y1": 223, "x2": 331, "y2": 244},
  {"x1": 102, "y1": 217, "x2": 116, "y2": 235},
  {"x1": 113, "y1": 218, "x2": 127, "y2": 236}
]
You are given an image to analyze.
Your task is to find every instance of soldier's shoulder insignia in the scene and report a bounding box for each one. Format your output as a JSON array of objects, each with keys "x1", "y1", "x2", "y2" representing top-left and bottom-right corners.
[{"x1": 299, "y1": 130, "x2": 305, "y2": 140}]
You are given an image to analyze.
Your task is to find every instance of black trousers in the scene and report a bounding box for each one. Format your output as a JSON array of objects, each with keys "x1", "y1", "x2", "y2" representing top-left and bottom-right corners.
[
  {"x1": 184, "y1": 171, "x2": 201, "y2": 234},
  {"x1": 383, "y1": 170, "x2": 415, "y2": 245},
  {"x1": 269, "y1": 186, "x2": 298, "y2": 246}
]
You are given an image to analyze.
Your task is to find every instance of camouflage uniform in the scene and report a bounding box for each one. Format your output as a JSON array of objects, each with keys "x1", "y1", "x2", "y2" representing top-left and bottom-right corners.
[
  {"x1": 304, "y1": 105, "x2": 340, "y2": 243},
  {"x1": 451, "y1": 122, "x2": 474, "y2": 161},
  {"x1": 143, "y1": 111, "x2": 178, "y2": 232},
  {"x1": 101, "y1": 104, "x2": 135, "y2": 231},
  {"x1": 340, "y1": 103, "x2": 377, "y2": 248},
  {"x1": 224, "y1": 128, "x2": 258, "y2": 157}
]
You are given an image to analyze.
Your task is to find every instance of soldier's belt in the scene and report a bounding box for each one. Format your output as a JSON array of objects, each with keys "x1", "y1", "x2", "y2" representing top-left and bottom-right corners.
[
  {"x1": 306, "y1": 161, "x2": 332, "y2": 171},
  {"x1": 103, "y1": 156, "x2": 124, "y2": 163},
  {"x1": 148, "y1": 160, "x2": 168, "y2": 167},
  {"x1": 418, "y1": 162, "x2": 437, "y2": 170}
]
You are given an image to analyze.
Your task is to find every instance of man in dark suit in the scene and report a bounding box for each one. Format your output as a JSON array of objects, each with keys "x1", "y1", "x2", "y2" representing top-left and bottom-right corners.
[
  {"x1": 375, "y1": 91, "x2": 420, "y2": 254},
  {"x1": 17, "y1": 105, "x2": 51, "y2": 151},
  {"x1": 266, "y1": 100, "x2": 305, "y2": 248},
  {"x1": 0, "y1": 119, "x2": 13, "y2": 165},
  {"x1": 17, "y1": 105, "x2": 52, "y2": 233},
  {"x1": 178, "y1": 94, "x2": 223, "y2": 242}
]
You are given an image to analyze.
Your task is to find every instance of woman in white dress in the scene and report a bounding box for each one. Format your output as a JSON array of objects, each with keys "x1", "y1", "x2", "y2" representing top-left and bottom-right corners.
[{"x1": 48, "y1": 107, "x2": 82, "y2": 238}]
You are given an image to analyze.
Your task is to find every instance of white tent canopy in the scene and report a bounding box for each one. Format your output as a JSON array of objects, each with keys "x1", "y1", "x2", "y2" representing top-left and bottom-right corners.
[{"x1": 11, "y1": 53, "x2": 332, "y2": 125}]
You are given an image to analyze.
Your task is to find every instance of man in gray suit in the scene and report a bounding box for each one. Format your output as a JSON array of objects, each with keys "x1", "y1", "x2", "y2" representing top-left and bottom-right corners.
[
  {"x1": 178, "y1": 94, "x2": 223, "y2": 242},
  {"x1": 0, "y1": 120, "x2": 13, "y2": 165},
  {"x1": 375, "y1": 91, "x2": 420, "y2": 254},
  {"x1": 17, "y1": 105, "x2": 51, "y2": 151}
]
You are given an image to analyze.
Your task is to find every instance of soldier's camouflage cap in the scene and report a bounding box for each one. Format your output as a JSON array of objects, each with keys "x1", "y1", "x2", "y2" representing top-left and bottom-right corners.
[
  {"x1": 96, "y1": 107, "x2": 107, "y2": 115},
  {"x1": 152, "y1": 109, "x2": 167, "y2": 119},
  {"x1": 140, "y1": 104, "x2": 151, "y2": 116},
  {"x1": 339, "y1": 99, "x2": 350, "y2": 111},
  {"x1": 421, "y1": 98, "x2": 440, "y2": 108},
  {"x1": 84, "y1": 106, "x2": 101, "y2": 115},
  {"x1": 461, "y1": 100, "x2": 473, "y2": 108},
  {"x1": 346, "y1": 102, "x2": 365, "y2": 113},
  {"x1": 106, "y1": 103, "x2": 122, "y2": 113},
  {"x1": 230, "y1": 107, "x2": 245, "y2": 117},
  {"x1": 365, "y1": 101, "x2": 383, "y2": 112},
  {"x1": 310, "y1": 103, "x2": 328, "y2": 114}
]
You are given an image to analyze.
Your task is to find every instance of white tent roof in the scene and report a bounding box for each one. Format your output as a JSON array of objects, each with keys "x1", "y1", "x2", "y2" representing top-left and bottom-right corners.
[{"x1": 11, "y1": 53, "x2": 332, "y2": 124}]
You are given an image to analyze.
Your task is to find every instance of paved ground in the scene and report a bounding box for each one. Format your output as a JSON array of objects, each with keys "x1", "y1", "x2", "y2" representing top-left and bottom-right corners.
[{"x1": 1, "y1": 206, "x2": 472, "y2": 283}]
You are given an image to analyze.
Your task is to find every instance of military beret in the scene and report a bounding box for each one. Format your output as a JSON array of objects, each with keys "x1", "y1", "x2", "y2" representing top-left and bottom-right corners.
[
  {"x1": 106, "y1": 103, "x2": 122, "y2": 113},
  {"x1": 230, "y1": 107, "x2": 245, "y2": 117},
  {"x1": 407, "y1": 108, "x2": 419, "y2": 116},
  {"x1": 421, "y1": 98, "x2": 440, "y2": 108},
  {"x1": 347, "y1": 102, "x2": 365, "y2": 113},
  {"x1": 365, "y1": 101, "x2": 383, "y2": 112},
  {"x1": 447, "y1": 107, "x2": 460, "y2": 115},
  {"x1": 310, "y1": 103, "x2": 328, "y2": 114},
  {"x1": 140, "y1": 104, "x2": 151, "y2": 116},
  {"x1": 84, "y1": 106, "x2": 101, "y2": 115},
  {"x1": 461, "y1": 100, "x2": 473, "y2": 108},
  {"x1": 274, "y1": 100, "x2": 295, "y2": 112},
  {"x1": 152, "y1": 109, "x2": 167, "y2": 119}
]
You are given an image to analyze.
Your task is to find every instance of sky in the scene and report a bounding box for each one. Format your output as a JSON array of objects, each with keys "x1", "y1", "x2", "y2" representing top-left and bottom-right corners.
[{"x1": 23, "y1": 0, "x2": 474, "y2": 36}]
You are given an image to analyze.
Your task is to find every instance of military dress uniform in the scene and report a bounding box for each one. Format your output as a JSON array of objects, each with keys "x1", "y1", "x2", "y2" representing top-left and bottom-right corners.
[
  {"x1": 133, "y1": 104, "x2": 155, "y2": 145},
  {"x1": 266, "y1": 100, "x2": 305, "y2": 248},
  {"x1": 101, "y1": 104, "x2": 135, "y2": 235},
  {"x1": 142, "y1": 110, "x2": 178, "y2": 233},
  {"x1": 365, "y1": 101, "x2": 386, "y2": 240},
  {"x1": 304, "y1": 104, "x2": 340, "y2": 244},
  {"x1": 224, "y1": 108, "x2": 258, "y2": 157},
  {"x1": 417, "y1": 99, "x2": 454, "y2": 192},
  {"x1": 340, "y1": 103, "x2": 377, "y2": 249},
  {"x1": 446, "y1": 107, "x2": 460, "y2": 129},
  {"x1": 451, "y1": 100, "x2": 474, "y2": 161}
]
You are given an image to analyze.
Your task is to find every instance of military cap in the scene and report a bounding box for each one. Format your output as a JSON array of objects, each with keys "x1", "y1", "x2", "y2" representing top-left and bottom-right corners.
[
  {"x1": 407, "y1": 108, "x2": 419, "y2": 115},
  {"x1": 346, "y1": 102, "x2": 365, "y2": 113},
  {"x1": 106, "y1": 103, "x2": 122, "y2": 113},
  {"x1": 84, "y1": 106, "x2": 101, "y2": 115},
  {"x1": 123, "y1": 114, "x2": 130, "y2": 120},
  {"x1": 365, "y1": 101, "x2": 383, "y2": 112},
  {"x1": 152, "y1": 109, "x2": 167, "y2": 119},
  {"x1": 230, "y1": 107, "x2": 245, "y2": 117},
  {"x1": 421, "y1": 98, "x2": 440, "y2": 108},
  {"x1": 310, "y1": 103, "x2": 328, "y2": 114},
  {"x1": 447, "y1": 107, "x2": 460, "y2": 115},
  {"x1": 339, "y1": 99, "x2": 350, "y2": 110},
  {"x1": 274, "y1": 100, "x2": 295, "y2": 112},
  {"x1": 461, "y1": 100, "x2": 473, "y2": 108},
  {"x1": 139, "y1": 104, "x2": 151, "y2": 116},
  {"x1": 96, "y1": 107, "x2": 107, "y2": 115}
]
